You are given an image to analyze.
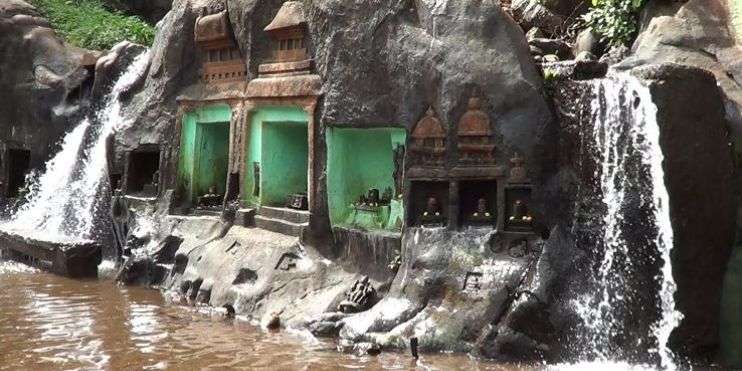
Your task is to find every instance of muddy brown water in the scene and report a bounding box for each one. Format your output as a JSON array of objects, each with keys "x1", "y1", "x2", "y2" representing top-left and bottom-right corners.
[{"x1": 0, "y1": 260, "x2": 533, "y2": 371}]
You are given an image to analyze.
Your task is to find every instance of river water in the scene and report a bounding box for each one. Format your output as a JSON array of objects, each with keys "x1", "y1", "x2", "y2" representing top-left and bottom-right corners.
[{"x1": 0, "y1": 259, "x2": 530, "y2": 371}]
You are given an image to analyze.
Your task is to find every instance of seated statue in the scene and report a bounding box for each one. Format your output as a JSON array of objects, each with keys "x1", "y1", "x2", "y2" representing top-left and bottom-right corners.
[
  {"x1": 468, "y1": 197, "x2": 494, "y2": 224},
  {"x1": 508, "y1": 199, "x2": 533, "y2": 229},
  {"x1": 420, "y1": 196, "x2": 445, "y2": 225},
  {"x1": 337, "y1": 276, "x2": 376, "y2": 313}
]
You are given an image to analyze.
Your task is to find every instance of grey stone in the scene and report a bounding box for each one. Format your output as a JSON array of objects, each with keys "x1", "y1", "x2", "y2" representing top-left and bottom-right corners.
[
  {"x1": 529, "y1": 38, "x2": 572, "y2": 60},
  {"x1": 547, "y1": 63, "x2": 735, "y2": 362},
  {"x1": 0, "y1": 1, "x2": 100, "y2": 184},
  {"x1": 575, "y1": 51, "x2": 596, "y2": 62},
  {"x1": 623, "y1": 0, "x2": 742, "y2": 138},
  {"x1": 572, "y1": 28, "x2": 602, "y2": 57}
]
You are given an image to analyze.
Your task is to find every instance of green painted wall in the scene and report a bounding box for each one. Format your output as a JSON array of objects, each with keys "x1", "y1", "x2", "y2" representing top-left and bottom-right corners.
[
  {"x1": 242, "y1": 106, "x2": 309, "y2": 207},
  {"x1": 326, "y1": 127, "x2": 406, "y2": 231},
  {"x1": 261, "y1": 122, "x2": 308, "y2": 206},
  {"x1": 178, "y1": 104, "x2": 231, "y2": 204}
]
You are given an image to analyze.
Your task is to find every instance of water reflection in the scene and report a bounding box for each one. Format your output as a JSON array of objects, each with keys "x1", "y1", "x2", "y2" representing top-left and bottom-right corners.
[{"x1": 0, "y1": 260, "x2": 530, "y2": 370}]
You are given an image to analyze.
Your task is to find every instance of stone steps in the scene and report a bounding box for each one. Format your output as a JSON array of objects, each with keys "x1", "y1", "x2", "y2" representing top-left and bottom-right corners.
[
  {"x1": 254, "y1": 215, "x2": 307, "y2": 237},
  {"x1": 258, "y1": 206, "x2": 310, "y2": 224}
]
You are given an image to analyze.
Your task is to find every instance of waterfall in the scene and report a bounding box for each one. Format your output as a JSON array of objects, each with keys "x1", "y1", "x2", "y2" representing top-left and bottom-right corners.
[
  {"x1": 1, "y1": 51, "x2": 150, "y2": 244},
  {"x1": 572, "y1": 73, "x2": 683, "y2": 369}
]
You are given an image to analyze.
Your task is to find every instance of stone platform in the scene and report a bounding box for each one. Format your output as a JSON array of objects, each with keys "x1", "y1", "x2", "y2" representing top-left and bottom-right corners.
[{"x1": 0, "y1": 231, "x2": 102, "y2": 278}]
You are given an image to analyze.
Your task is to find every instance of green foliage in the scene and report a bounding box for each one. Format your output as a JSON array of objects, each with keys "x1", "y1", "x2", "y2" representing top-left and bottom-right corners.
[
  {"x1": 28, "y1": 0, "x2": 155, "y2": 50},
  {"x1": 582, "y1": 0, "x2": 646, "y2": 47}
]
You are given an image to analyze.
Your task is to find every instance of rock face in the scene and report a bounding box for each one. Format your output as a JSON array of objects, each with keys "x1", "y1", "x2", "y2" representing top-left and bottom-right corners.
[
  {"x1": 335, "y1": 228, "x2": 537, "y2": 357},
  {"x1": 634, "y1": 65, "x2": 735, "y2": 361},
  {"x1": 626, "y1": 0, "x2": 742, "y2": 140},
  {"x1": 117, "y1": 0, "x2": 553, "y2": 235},
  {"x1": 93, "y1": 0, "x2": 735, "y2": 366},
  {"x1": 546, "y1": 64, "x2": 735, "y2": 363},
  {"x1": 112, "y1": 0, "x2": 202, "y2": 178},
  {"x1": 0, "y1": 0, "x2": 99, "y2": 197}
]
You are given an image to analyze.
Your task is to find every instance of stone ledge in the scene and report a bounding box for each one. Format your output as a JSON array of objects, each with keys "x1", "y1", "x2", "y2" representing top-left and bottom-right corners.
[{"x1": 246, "y1": 74, "x2": 322, "y2": 98}]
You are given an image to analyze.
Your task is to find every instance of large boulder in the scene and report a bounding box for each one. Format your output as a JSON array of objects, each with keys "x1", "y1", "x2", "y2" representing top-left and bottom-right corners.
[
  {"x1": 0, "y1": 1, "x2": 99, "y2": 183},
  {"x1": 624, "y1": 0, "x2": 742, "y2": 142},
  {"x1": 545, "y1": 63, "x2": 734, "y2": 364}
]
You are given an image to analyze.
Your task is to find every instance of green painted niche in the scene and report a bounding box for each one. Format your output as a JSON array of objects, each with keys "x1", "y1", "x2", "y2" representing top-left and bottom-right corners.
[
  {"x1": 326, "y1": 127, "x2": 406, "y2": 231},
  {"x1": 243, "y1": 106, "x2": 309, "y2": 207},
  {"x1": 178, "y1": 104, "x2": 232, "y2": 205}
]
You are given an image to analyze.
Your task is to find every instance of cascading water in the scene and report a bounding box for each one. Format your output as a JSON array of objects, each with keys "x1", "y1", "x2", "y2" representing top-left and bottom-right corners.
[
  {"x1": 1, "y1": 51, "x2": 150, "y2": 244},
  {"x1": 571, "y1": 73, "x2": 683, "y2": 369}
]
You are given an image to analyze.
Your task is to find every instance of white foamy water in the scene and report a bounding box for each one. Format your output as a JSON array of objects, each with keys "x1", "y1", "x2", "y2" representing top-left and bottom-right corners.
[
  {"x1": 1, "y1": 51, "x2": 150, "y2": 243},
  {"x1": 572, "y1": 73, "x2": 682, "y2": 369}
]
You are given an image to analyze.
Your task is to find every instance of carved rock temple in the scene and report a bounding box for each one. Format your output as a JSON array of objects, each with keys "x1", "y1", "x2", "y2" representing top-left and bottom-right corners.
[{"x1": 2, "y1": 0, "x2": 741, "y2": 367}]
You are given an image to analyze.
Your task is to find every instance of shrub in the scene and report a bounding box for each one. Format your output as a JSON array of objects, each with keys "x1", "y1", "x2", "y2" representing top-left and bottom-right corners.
[
  {"x1": 28, "y1": 0, "x2": 155, "y2": 50},
  {"x1": 582, "y1": 0, "x2": 646, "y2": 47}
]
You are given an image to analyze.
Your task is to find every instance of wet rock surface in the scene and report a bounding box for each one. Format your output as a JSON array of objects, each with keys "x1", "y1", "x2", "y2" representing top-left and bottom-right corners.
[
  {"x1": 625, "y1": 0, "x2": 742, "y2": 138},
  {"x1": 0, "y1": 0, "x2": 99, "y2": 181},
  {"x1": 548, "y1": 63, "x2": 735, "y2": 362}
]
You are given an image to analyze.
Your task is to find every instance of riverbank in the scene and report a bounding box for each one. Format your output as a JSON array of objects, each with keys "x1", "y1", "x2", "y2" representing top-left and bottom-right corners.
[{"x1": 0, "y1": 259, "x2": 532, "y2": 370}]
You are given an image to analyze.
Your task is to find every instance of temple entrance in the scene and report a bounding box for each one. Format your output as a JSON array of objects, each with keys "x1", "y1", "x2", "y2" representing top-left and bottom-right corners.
[
  {"x1": 178, "y1": 105, "x2": 232, "y2": 208},
  {"x1": 194, "y1": 122, "x2": 230, "y2": 199},
  {"x1": 5, "y1": 148, "x2": 30, "y2": 198},
  {"x1": 125, "y1": 146, "x2": 160, "y2": 196},
  {"x1": 326, "y1": 127, "x2": 406, "y2": 231},
  {"x1": 260, "y1": 121, "x2": 308, "y2": 207}
]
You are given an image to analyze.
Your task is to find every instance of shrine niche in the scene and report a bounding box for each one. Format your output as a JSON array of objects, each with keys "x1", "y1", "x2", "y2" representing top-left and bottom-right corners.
[
  {"x1": 459, "y1": 180, "x2": 497, "y2": 227},
  {"x1": 177, "y1": 105, "x2": 231, "y2": 209},
  {"x1": 410, "y1": 107, "x2": 446, "y2": 167},
  {"x1": 409, "y1": 181, "x2": 449, "y2": 227},
  {"x1": 457, "y1": 97, "x2": 495, "y2": 165},
  {"x1": 326, "y1": 127, "x2": 406, "y2": 231},
  {"x1": 259, "y1": 1, "x2": 313, "y2": 77},
  {"x1": 125, "y1": 146, "x2": 160, "y2": 196},
  {"x1": 505, "y1": 153, "x2": 534, "y2": 232},
  {"x1": 194, "y1": 4, "x2": 247, "y2": 83}
]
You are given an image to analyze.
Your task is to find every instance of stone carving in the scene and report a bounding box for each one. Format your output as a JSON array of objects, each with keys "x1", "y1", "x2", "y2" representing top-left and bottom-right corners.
[
  {"x1": 457, "y1": 97, "x2": 495, "y2": 164},
  {"x1": 286, "y1": 193, "x2": 308, "y2": 210},
  {"x1": 507, "y1": 199, "x2": 533, "y2": 230},
  {"x1": 275, "y1": 252, "x2": 300, "y2": 271},
  {"x1": 508, "y1": 153, "x2": 528, "y2": 183},
  {"x1": 196, "y1": 185, "x2": 223, "y2": 209},
  {"x1": 195, "y1": 10, "x2": 230, "y2": 45},
  {"x1": 194, "y1": 7, "x2": 246, "y2": 83},
  {"x1": 410, "y1": 107, "x2": 446, "y2": 166},
  {"x1": 468, "y1": 196, "x2": 494, "y2": 223},
  {"x1": 260, "y1": 1, "x2": 312, "y2": 76},
  {"x1": 338, "y1": 276, "x2": 376, "y2": 313},
  {"x1": 463, "y1": 272, "x2": 483, "y2": 291},
  {"x1": 420, "y1": 196, "x2": 445, "y2": 224}
]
